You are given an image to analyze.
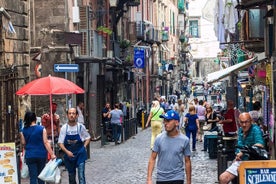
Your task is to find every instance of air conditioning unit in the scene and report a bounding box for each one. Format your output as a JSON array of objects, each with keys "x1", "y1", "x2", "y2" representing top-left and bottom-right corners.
[
  {"x1": 154, "y1": 30, "x2": 161, "y2": 43},
  {"x1": 146, "y1": 28, "x2": 154, "y2": 43},
  {"x1": 136, "y1": 21, "x2": 144, "y2": 40},
  {"x1": 72, "y1": 6, "x2": 80, "y2": 23}
]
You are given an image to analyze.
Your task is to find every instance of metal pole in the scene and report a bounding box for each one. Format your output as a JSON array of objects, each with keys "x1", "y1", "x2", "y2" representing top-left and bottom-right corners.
[{"x1": 146, "y1": 52, "x2": 150, "y2": 112}]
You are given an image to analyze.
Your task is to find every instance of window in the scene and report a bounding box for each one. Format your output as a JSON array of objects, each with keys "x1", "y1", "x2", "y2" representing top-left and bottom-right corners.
[
  {"x1": 189, "y1": 20, "x2": 199, "y2": 38},
  {"x1": 248, "y1": 9, "x2": 265, "y2": 39}
]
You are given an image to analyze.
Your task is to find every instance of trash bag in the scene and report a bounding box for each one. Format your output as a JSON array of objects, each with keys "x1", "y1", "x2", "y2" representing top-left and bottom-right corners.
[
  {"x1": 20, "y1": 149, "x2": 29, "y2": 178},
  {"x1": 38, "y1": 158, "x2": 62, "y2": 183}
]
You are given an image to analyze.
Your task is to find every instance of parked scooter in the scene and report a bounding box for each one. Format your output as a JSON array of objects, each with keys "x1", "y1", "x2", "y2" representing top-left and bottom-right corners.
[{"x1": 229, "y1": 145, "x2": 269, "y2": 184}]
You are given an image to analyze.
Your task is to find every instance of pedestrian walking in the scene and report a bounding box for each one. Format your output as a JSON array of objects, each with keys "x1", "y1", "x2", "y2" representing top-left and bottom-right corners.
[
  {"x1": 184, "y1": 105, "x2": 200, "y2": 151},
  {"x1": 108, "y1": 103, "x2": 124, "y2": 145},
  {"x1": 219, "y1": 112, "x2": 265, "y2": 183},
  {"x1": 102, "y1": 102, "x2": 112, "y2": 142},
  {"x1": 147, "y1": 110, "x2": 191, "y2": 184},
  {"x1": 196, "y1": 100, "x2": 206, "y2": 142},
  {"x1": 58, "y1": 108, "x2": 91, "y2": 184},
  {"x1": 20, "y1": 111, "x2": 56, "y2": 184},
  {"x1": 145, "y1": 100, "x2": 164, "y2": 149},
  {"x1": 179, "y1": 103, "x2": 186, "y2": 135},
  {"x1": 203, "y1": 87, "x2": 208, "y2": 101}
]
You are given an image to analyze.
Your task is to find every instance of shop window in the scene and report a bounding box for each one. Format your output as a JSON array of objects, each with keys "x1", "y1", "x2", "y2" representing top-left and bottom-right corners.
[{"x1": 189, "y1": 20, "x2": 199, "y2": 38}]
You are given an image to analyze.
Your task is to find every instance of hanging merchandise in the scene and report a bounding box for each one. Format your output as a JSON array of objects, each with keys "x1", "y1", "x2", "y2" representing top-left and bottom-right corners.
[
  {"x1": 224, "y1": 0, "x2": 239, "y2": 36},
  {"x1": 237, "y1": 49, "x2": 246, "y2": 63},
  {"x1": 214, "y1": 0, "x2": 226, "y2": 49},
  {"x1": 255, "y1": 63, "x2": 267, "y2": 85}
]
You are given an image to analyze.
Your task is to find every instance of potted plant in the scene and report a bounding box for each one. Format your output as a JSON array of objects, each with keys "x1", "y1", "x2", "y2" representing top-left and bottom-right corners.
[
  {"x1": 119, "y1": 39, "x2": 131, "y2": 49},
  {"x1": 97, "y1": 26, "x2": 104, "y2": 35},
  {"x1": 97, "y1": 26, "x2": 113, "y2": 36}
]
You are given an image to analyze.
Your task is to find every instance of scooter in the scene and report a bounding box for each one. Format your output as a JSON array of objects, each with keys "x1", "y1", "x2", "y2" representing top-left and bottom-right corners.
[
  {"x1": 231, "y1": 145, "x2": 269, "y2": 184},
  {"x1": 236, "y1": 145, "x2": 269, "y2": 160}
]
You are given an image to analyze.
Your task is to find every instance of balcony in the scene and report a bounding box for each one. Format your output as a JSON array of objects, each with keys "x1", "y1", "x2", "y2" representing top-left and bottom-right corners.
[{"x1": 127, "y1": 0, "x2": 140, "y2": 6}]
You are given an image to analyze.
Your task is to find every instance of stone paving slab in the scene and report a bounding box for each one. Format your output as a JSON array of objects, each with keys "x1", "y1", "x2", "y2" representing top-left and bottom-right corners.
[{"x1": 21, "y1": 127, "x2": 219, "y2": 184}]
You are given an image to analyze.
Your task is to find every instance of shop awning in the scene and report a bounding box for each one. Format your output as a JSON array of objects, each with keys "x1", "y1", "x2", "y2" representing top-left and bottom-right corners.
[{"x1": 206, "y1": 53, "x2": 266, "y2": 84}]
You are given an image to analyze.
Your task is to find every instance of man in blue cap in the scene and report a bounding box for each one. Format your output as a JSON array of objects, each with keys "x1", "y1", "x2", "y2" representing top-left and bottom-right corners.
[{"x1": 147, "y1": 110, "x2": 192, "y2": 184}]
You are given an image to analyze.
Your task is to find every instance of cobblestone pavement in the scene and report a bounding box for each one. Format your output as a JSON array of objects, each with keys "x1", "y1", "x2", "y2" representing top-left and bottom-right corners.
[{"x1": 21, "y1": 127, "x2": 219, "y2": 184}]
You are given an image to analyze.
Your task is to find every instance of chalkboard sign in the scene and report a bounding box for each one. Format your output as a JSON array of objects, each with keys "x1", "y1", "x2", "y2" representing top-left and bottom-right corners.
[{"x1": 239, "y1": 161, "x2": 276, "y2": 184}]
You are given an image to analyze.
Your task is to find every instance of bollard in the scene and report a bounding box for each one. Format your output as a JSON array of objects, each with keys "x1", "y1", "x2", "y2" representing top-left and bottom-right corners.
[
  {"x1": 100, "y1": 124, "x2": 105, "y2": 147},
  {"x1": 142, "y1": 111, "x2": 145, "y2": 129},
  {"x1": 217, "y1": 151, "x2": 228, "y2": 180},
  {"x1": 121, "y1": 121, "x2": 124, "y2": 143}
]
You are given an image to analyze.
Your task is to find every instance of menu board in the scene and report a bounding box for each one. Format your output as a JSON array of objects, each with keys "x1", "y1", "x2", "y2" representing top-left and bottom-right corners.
[{"x1": 0, "y1": 142, "x2": 18, "y2": 184}]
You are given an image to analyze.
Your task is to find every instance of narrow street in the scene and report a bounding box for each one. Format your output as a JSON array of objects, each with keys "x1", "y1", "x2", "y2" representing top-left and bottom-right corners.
[{"x1": 22, "y1": 127, "x2": 219, "y2": 184}]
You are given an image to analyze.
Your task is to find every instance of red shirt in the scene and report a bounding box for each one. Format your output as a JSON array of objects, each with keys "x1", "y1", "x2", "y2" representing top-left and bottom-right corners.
[{"x1": 222, "y1": 109, "x2": 237, "y2": 133}]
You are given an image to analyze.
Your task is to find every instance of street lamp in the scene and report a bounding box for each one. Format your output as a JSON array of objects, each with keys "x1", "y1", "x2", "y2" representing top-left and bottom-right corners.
[{"x1": 110, "y1": 0, "x2": 118, "y2": 8}]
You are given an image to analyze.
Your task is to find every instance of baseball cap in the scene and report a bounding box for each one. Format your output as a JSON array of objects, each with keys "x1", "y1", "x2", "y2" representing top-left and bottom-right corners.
[{"x1": 159, "y1": 110, "x2": 180, "y2": 121}]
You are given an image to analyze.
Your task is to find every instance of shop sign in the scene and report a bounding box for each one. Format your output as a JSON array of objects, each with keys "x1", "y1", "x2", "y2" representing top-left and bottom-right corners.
[{"x1": 239, "y1": 161, "x2": 276, "y2": 184}]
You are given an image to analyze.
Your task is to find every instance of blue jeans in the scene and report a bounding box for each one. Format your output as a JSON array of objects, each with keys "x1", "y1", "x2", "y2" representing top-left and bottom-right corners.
[
  {"x1": 66, "y1": 161, "x2": 86, "y2": 184},
  {"x1": 185, "y1": 129, "x2": 197, "y2": 150},
  {"x1": 111, "y1": 123, "x2": 121, "y2": 142},
  {"x1": 26, "y1": 157, "x2": 46, "y2": 184}
]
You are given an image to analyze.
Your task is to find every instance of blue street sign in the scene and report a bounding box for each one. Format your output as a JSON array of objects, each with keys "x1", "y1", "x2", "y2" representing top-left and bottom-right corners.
[
  {"x1": 54, "y1": 64, "x2": 79, "y2": 72},
  {"x1": 134, "y1": 47, "x2": 145, "y2": 68}
]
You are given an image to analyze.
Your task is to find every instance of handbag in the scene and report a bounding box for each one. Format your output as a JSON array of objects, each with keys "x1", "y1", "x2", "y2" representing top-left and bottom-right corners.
[
  {"x1": 203, "y1": 113, "x2": 213, "y2": 131},
  {"x1": 20, "y1": 148, "x2": 29, "y2": 179},
  {"x1": 203, "y1": 123, "x2": 212, "y2": 131}
]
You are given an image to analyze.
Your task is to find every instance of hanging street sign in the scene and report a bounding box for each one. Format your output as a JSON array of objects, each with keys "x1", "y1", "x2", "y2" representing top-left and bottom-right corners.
[
  {"x1": 54, "y1": 64, "x2": 79, "y2": 72},
  {"x1": 134, "y1": 47, "x2": 145, "y2": 68}
]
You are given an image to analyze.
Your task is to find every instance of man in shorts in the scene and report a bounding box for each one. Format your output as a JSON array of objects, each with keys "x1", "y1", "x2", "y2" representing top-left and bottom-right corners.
[{"x1": 219, "y1": 112, "x2": 265, "y2": 184}]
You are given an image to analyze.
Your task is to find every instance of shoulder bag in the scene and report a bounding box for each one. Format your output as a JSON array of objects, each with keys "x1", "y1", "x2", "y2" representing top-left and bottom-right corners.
[
  {"x1": 203, "y1": 113, "x2": 213, "y2": 131},
  {"x1": 151, "y1": 107, "x2": 161, "y2": 120}
]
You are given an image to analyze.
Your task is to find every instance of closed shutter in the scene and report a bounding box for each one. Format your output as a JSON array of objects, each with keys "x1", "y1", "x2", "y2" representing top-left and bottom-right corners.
[{"x1": 79, "y1": 6, "x2": 91, "y2": 56}]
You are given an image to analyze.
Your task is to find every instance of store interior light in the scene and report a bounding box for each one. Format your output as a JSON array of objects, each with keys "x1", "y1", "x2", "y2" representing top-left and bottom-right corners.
[
  {"x1": 110, "y1": 0, "x2": 118, "y2": 7},
  {"x1": 241, "y1": 83, "x2": 247, "y2": 89}
]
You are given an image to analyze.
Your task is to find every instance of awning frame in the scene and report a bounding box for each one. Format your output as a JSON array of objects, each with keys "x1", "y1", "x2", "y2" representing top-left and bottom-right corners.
[{"x1": 206, "y1": 53, "x2": 266, "y2": 84}]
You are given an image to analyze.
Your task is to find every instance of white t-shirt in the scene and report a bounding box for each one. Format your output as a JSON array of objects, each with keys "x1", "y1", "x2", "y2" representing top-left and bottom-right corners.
[{"x1": 58, "y1": 123, "x2": 91, "y2": 143}]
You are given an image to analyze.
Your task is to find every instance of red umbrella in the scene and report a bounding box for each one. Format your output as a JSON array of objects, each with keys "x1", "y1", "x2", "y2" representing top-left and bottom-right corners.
[
  {"x1": 16, "y1": 75, "x2": 85, "y2": 150},
  {"x1": 16, "y1": 75, "x2": 84, "y2": 95}
]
